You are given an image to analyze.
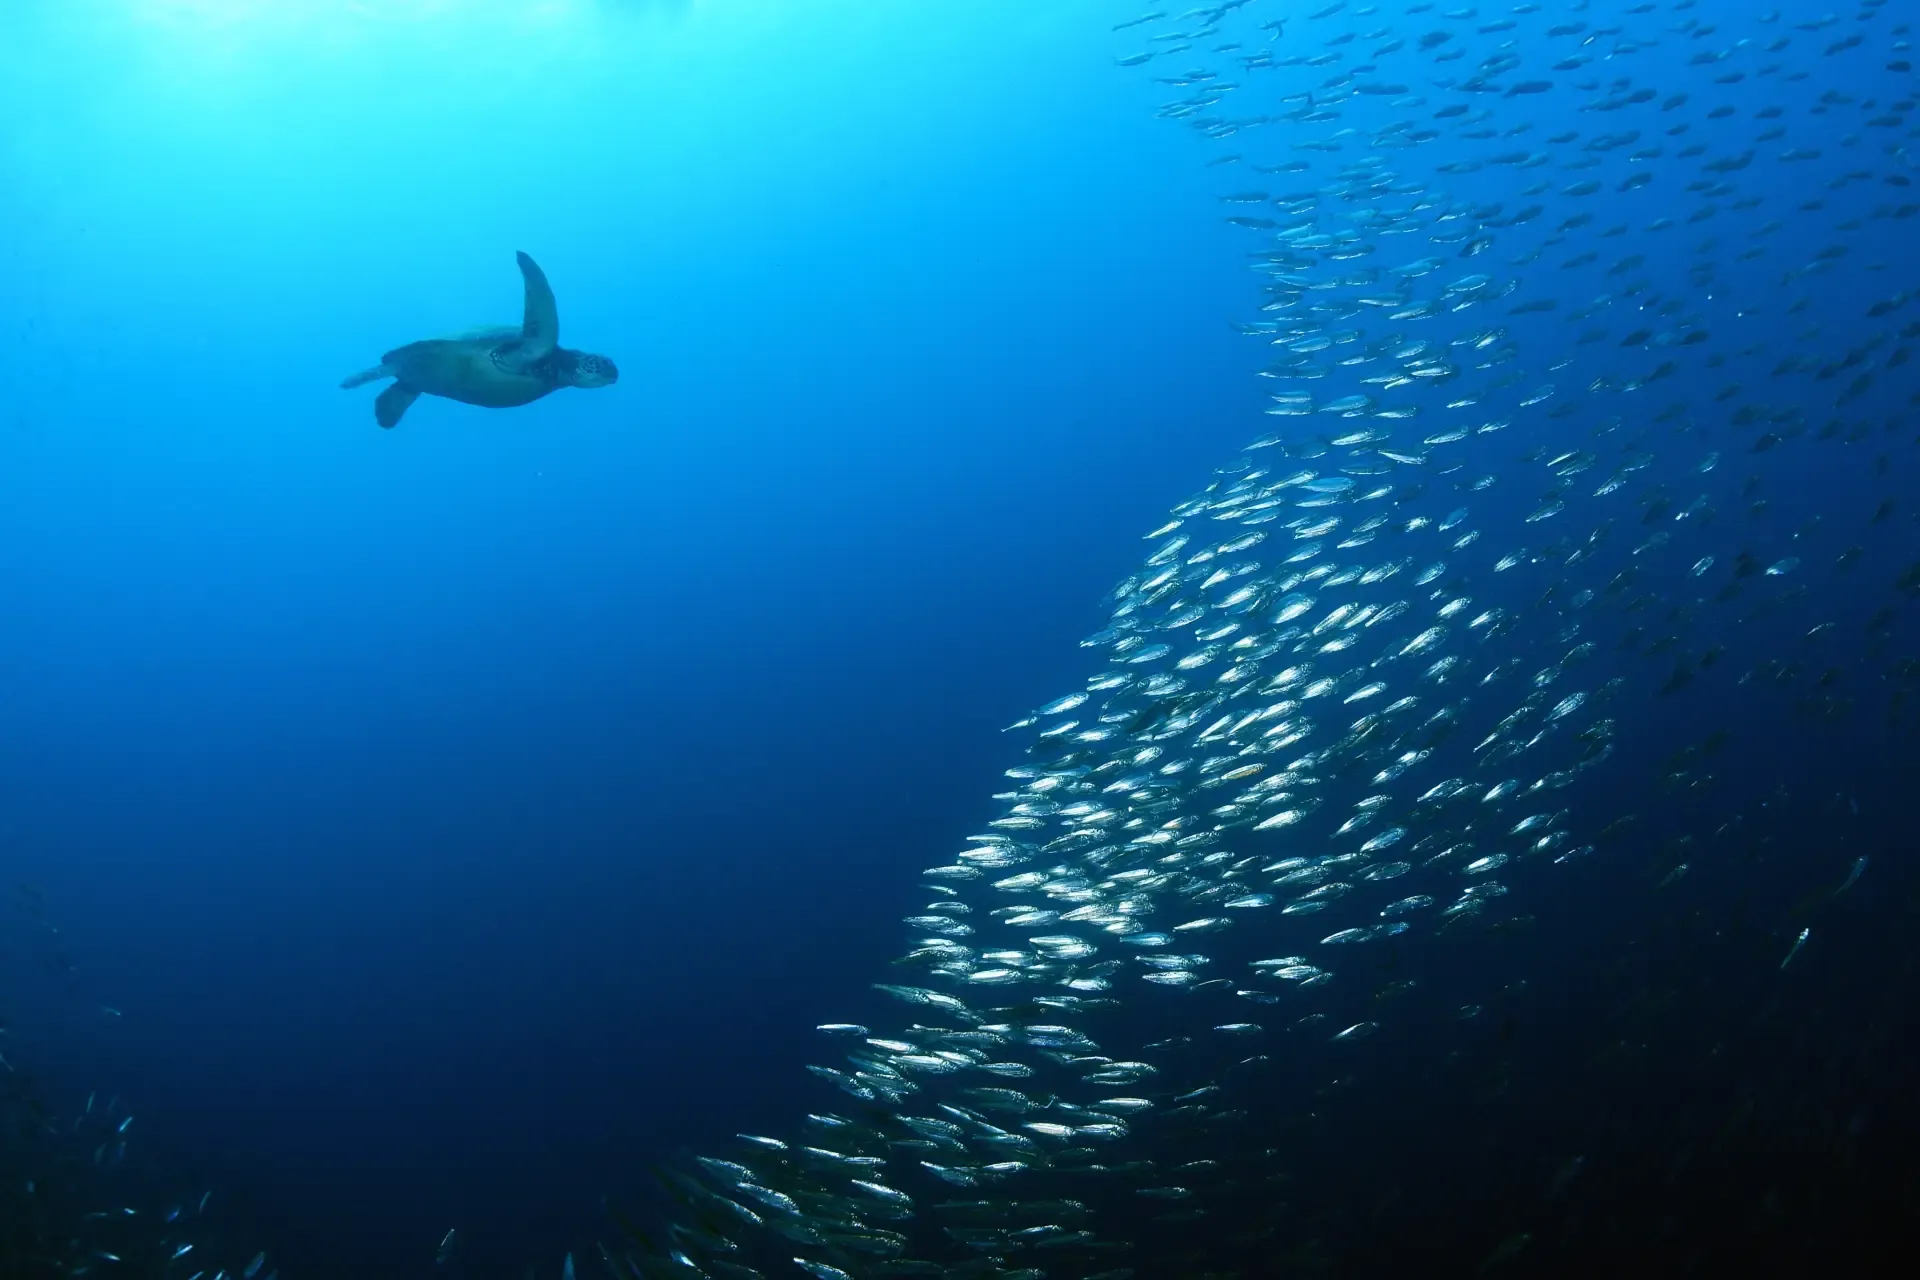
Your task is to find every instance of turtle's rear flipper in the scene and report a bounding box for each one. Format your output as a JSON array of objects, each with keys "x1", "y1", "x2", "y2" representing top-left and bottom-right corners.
[
  {"x1": 375, "y1": 383, "x2": 422, "y2": 429},
  {"x1": 340, "y1": 364, "x2": 389, "y2": 390}
]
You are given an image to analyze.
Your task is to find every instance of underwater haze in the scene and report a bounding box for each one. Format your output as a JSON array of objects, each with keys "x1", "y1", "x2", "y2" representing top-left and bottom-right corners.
[
  {"x1": 3, "y1": 2, "x2": 1919, "y2": 1279},
  {"x1": 2, "y1": 1, "x2": 1257, "y2": 1273}
]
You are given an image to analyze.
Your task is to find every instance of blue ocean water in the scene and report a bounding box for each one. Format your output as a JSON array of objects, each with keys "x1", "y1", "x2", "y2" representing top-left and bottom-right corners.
[
  {"x1": 2, "y1": 1, "x2": 1259, "y2": 1269},
  {"x1": 2, "y1": 2, "x2": 1916, "y2": 1278}
]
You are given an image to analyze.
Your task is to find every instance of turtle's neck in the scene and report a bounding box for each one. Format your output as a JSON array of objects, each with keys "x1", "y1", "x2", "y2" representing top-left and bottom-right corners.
[{"x1": 543, "y1": 347, "x2": 584, "y2": 386}]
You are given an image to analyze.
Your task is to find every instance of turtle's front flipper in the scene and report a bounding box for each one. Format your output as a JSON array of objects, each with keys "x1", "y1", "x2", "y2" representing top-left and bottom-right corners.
[
  {"x1": 503, "y1": 250, "x2": 559, "y2": 370},
  {"x1": 375, "y1": 383, "x2": 422, "y2": 429}
]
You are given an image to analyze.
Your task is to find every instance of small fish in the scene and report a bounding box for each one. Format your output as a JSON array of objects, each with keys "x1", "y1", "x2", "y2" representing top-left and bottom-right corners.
[{"x1": 1833, "y1": 856, "x2": 1868, "y2": 896}]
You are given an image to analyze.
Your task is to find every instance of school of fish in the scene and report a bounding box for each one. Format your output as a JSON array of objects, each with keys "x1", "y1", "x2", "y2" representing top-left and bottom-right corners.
[
  {"x1": 606, "y1": 1, "x2": 1916, "y2": 1276},
  {"x1": 10, "y1": 0, "x2": 1917, "y2": 1276}
]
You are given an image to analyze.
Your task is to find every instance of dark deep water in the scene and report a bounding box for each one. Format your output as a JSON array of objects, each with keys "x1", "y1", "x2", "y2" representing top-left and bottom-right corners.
[{"x1": 3, "y1": 1, "x2": 1918, "y2": 1278}]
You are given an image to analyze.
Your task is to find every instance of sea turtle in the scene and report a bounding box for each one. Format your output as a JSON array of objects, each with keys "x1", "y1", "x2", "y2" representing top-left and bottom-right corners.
[{"x1": 340, "y1": 251, "x2": 618, "y2": 428}]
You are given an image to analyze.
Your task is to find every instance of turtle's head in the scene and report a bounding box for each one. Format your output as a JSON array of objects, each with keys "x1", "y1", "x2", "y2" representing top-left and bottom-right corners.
[{"x1": 566, "y1": 351, "x2": 619, "y2": 389}]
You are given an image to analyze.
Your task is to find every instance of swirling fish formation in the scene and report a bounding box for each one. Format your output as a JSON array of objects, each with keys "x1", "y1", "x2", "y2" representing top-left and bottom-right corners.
[{"x1": 617, "y1": 2, "x2": 1917, "y2": 1278}]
